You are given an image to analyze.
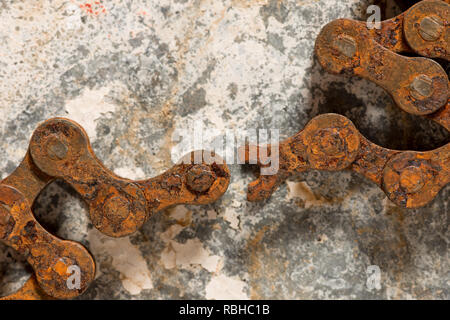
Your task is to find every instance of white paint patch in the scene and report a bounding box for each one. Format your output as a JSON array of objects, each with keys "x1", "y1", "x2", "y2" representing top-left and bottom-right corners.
[
  {"x1": 161, "y1": 238, "x2": 222, "y2": 273},
  {"x1": 158, "y1": 206, "x2": 221, "y2": 272},
  {"x1": 87, "y1": 230, "x2": 153, "y2": 295},
  {"x1": 286, "y1": 181, "x2": 326, "y2": 208},
  {"x1": 64, "y1": 3, "x2": 82, "y2": 30},
  {"x1": 223, "y1": 207, "x2": 240, "y2": 230},
  {"x1": 205, "y1": 274, "x2": 249, "y2": 300},
  {"x1": 114, "y1": 166, "x2": 146, "y2": 180},
  {"x1": 65, "y1": 86, "x2": 116, "y2": 138}
]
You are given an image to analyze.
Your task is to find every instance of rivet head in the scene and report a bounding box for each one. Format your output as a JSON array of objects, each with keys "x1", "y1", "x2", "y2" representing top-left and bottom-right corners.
[
  {"x1": 410, "y1": 74, "x2": 433, "y2": 100},
  {"x1": 186, "y1": 164, "x2": 215, "y2": 193},
  {"x1": 46, "y1": 135, "x2": 69, "y2": 160},
  {"x1": 334, "y1": 35, "x2": 357, "y2": 58},
  {"x1": 311, "y1": 129, "x2": 344, "y2": 156},
  {"x1": 399, "y1": 166, "x2": 425, "y2": 194},
  {"x1": 103, "y1": 196, "x2": 131, "y2": 223},
  {"x1": 419, "y1": 16, "x2": 444, "y2": 42}
]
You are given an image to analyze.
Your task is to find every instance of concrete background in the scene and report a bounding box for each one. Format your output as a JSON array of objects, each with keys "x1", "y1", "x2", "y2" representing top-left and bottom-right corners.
[{"x1": 0, "y1": 0, "x2": 448, "y2": 299}]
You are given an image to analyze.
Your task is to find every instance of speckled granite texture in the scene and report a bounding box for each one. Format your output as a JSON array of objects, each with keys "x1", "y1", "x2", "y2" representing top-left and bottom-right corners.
[{"x1": 0, "y1": 0, "x2": 448, "y2": 300}]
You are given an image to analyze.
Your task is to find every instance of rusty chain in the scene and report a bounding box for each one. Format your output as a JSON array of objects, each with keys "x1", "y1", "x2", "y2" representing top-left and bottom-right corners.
[
  {"x1": 1, "y1": 0, "x2": 448, "y2": 301},
  {"x1": 240, "y1": 0, "x2": 449, "y2": 208},
  {"x1": 0, "y1": 118, "x2": 230, "y2": 300}
]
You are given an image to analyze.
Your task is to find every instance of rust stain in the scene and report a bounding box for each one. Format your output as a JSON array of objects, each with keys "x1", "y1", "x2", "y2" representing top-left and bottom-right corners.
[
  {"x1": 241, "y1": 111, "x2": 448, "y2": 208},
  {"x1": 246, "y1": 226, "x2": 268, "y2": 299},
  {"x1": 78, "y1": 0, "x2": 107, "y2": 16},
  {"x1": 245, "y1": 225, "x2": 289, "y2": 299},
  {"x1": 316, "y1": 18, "x2": 448, "y2": 116},
  {"x1": 0, "y1": 184, "x2": 95, "y2": 299},
  {"x1": 0, "y1": 117, "x2": 230, "y2": 299},
  {"x1": 241, "y1": 1, "x2": 450, "y2": 209}
]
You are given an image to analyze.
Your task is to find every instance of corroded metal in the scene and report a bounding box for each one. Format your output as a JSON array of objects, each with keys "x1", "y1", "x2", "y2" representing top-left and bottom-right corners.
[
  {"x1": 315, "y1": 0, "x2": 449, "y2": 116},
  {"x1": 315, "y1": 19, "x2": 448, "y2": 116},
  {"x1": 239, "y1": 113, "x2": 449, "y2": 208},
  {"x1": 0, "y1": 184, "x2": 95, "y2": 299},
  {"x1": 403, "y1": 0, "x2": 449, "y2": 60},
  {"x1": 1, "y1": 118, "x2": 230, "y2": 300},
  {"x1": 241, "y1": 0, "x2": 449, "y2": 209},
  {"x1": 368, "y1": 0, "x2": 449, "y2": 59},
  {"x1": 0, "y1": 276, "x2": 52, "y2": 300}
]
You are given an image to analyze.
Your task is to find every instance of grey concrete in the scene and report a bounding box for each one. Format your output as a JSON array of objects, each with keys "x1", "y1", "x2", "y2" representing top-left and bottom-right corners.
[{"x1": 0, "y1": 0, "x2": 448, "y2": 299}]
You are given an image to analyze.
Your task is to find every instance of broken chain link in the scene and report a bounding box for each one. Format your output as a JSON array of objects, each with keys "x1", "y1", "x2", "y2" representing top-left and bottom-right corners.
[
  {"x1": 1, "y1": 0, "x2": 448, "y2": 301},
  {"x1": 240, "y1": 0, "x2": 449, "y2": 208},
  {"x1": 0, "y1": 118, "x2": 230, "y2": 300}
]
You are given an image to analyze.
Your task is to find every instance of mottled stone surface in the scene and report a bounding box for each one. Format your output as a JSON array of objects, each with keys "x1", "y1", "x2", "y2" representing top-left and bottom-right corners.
[{"x1": 0, "y1": 0, "x2": 448, "y2": 300}]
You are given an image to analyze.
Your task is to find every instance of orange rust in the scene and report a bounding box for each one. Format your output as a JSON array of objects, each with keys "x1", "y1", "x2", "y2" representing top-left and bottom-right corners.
[
  {"x1": 25, "y1": 118, "x2": 230, "y2": 238},
  {"x1": 315, "y1": 0, "x2": 450, "y2": 116},
  {"x1": 315, "y1": 18, "x2": 448, "y2": 116},
  {"x1": 0, "y1": 276, "x2": 53, "y2": 300},
  {"x1": 240, "y1": 0, "x2": 449, "y2": 209},
  {"x1": 239, "y1": 113, "x2": 449, "y2": 208},
  {"x1": 0, "y1": 184, "x2": 95, "y2": 299},
  {"x1": 366, "y1": 12, "x2": 412, "y2": 54},
  {"x1": 403, "y1": 0, "x2": 449, "y2": 61},
  {"x1": 52, "y1": 259, "x2": 69, "y2": 277},
  {"x1": 1, "y1": 118, "x2": 230, "y2": 300},
  {"x1": 369, "y1": 1, "x2": 449, "y2": 59}
]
